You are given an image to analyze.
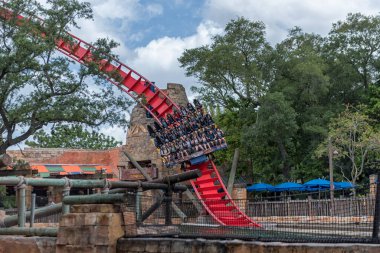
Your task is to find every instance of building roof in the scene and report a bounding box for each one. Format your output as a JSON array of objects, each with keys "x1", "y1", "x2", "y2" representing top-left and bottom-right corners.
[{"x1": 30, "y1": 164, "x2": 112, "y2": 178}]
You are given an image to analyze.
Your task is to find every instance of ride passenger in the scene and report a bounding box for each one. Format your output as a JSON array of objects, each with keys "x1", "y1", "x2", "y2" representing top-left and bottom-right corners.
[
  {"x1": 186, "y1": 102, "x2": 196, "y2": 113},
  {"x1": 160, "y1": 117, "x2": 168, "y2": 128},
  {"x1": 193, "y1": 99, "x2": 202, "y2": 109},
  {"x1": 180, "y1": 105, "x2": 188, "y2": 117},
  {"x1": 167, "y1": 113, "x2": 175, "y2": 125},
  {"x1": 154, "y1": 121, "x2": 162, "y2": 132}
]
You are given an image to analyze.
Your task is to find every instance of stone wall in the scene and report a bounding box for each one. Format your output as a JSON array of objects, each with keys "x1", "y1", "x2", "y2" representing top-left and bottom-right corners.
[
  {"x1": 1, "y1": 235, "x2": 380, "y2": 253},
  {"x1": 117, "y1": 238, "x2": 380, "y2": 253},
  {"x1": 166, "y1": 83, "x2": 189, "y2": 107},
  {"x1": 7, "y1": 147, "x2": 124, "y2": 177},
  {"x1": 7, "y1": 148, "x2": 68, "y2": 163},
  {"x1": 56, "y1": 204, "x2": 124, "y2": 253},
  {"x1": 0, "y1": 236, "x2": 56, "y2": 253},
  {"x1": 124, "y1": 83, "x2": 189, "y2": 178}
]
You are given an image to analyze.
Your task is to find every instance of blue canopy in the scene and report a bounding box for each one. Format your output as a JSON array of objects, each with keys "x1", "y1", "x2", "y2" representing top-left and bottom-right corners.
[
  {"x1": 303, "y1": 178, "x2": 340, "y2": 191},
  {"x1": 246, "y1": 183, "x2": 275, "y2": 192},
  {"x1": 304, "y1": 178, "x2": 330, "y2": 188},
  {"x1": 335, "y1": 181, "x2": 355, "y2": 189},
  {"x1": 274, "y1": 182, "x2": 306, "y2": 192}
]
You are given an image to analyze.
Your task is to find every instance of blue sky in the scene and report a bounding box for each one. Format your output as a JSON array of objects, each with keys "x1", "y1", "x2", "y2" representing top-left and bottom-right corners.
[
  {"x1": 28, "y1": 0, "x2": 380, "y2": 144},
  {"x1": 122, "y1": 0, "x2": 205, "y2": 48}
]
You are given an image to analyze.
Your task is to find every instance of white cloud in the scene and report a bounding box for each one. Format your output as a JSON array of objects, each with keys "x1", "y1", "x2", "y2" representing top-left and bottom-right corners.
[
  {"x1": 93, "y1": 0, "x2": 140, "y2": 20},
  {"x1": 146, "y1": 3, "x2": 164, "y2": 17},
  {"x1": 203, "y1": 0, "x2": 380, "y2": 43},
  {"x1": 129, "y1": 21, "x2": 222, "y2": 92},
  {"x1": 99, "y1": 125, "x2": 127, "y2": 144}
]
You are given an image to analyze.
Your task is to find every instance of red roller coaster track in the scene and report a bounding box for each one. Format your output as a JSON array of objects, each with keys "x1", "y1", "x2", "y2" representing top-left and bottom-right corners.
[{"x1": 0, "y1": 3, "x2": 260, "y2": 227}]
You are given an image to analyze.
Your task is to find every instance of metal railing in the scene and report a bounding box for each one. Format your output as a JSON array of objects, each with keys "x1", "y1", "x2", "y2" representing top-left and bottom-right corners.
[
  {"x1": 132, "y1": 182, "x2": 380, "y2": 244},
  {"x1": 0, "y1": 170, "x2": 199, "y2": 236}
]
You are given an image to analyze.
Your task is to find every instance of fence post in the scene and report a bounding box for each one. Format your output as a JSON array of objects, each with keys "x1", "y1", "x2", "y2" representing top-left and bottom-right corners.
[
  {"x1": 102, "y1": 179, "x2": 110, "y2": 195},
  {"x1": 135, "y1": 187, "x2": 142, "y2": 225},
  {"x1": 372, "y1": 176, "x2": 380, "y2": 243},
  {"x1": 62, "y1": 178, "x2": 71, "y2": 215},
  {"x1": 264, "y1": 200, "x2": 268, "y2": 217},
  {"x1": 307, "y1": 195, "x2": 312, "y2": 216},
  {"x1": 164, "y1": 187, "x2": 173, "y2": 225},
  {"x1": 30, "y1": 193, "x2": 36, "y2": 228},
  {"x1": 16, "y1": 177, "x2": 26, "y2": 227}
]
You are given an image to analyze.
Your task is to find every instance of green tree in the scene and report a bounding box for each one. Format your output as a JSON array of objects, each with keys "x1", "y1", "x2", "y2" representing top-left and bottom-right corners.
[
  {"x1": 243, "y1": 92, "x2": 298, "y2": 179},
  {"x1": 179, "y1": 14, "x2": 380, "y2": 183},
  {"x1": 26, "y1": 124, "x2": 121, "y2": 150},
  {"x1": 269, "y1": 28, "x2": 333, "y2": 180},
  {"x1": 317, "y1": 107, "x2": 380, "y2": 187},
  {"x1": 364, "y1": 85, "x2": 380, "y2": 122},
  {"x1": 179, "y1": 17, "x2": 274, "y2": 110},
  {"x1": 327, "y1": 13, "x2": 380, "y2": 91},
  {"x1": 0, "y1": 0, "x2": 131, "y2": 154}
]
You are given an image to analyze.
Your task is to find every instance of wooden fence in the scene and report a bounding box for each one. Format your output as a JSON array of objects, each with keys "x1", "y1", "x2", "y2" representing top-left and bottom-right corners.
[{"x1": 246, "y1": 196, "x2": 376, "y2": 217}]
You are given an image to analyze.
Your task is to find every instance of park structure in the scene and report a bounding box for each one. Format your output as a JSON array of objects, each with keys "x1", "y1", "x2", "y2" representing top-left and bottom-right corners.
[
  {"x1": 1, "y1": 3, "x2": 380, "y2": 253},
  {"x1": 0, "y1": 2, "x2": 258, "y2": 228}
]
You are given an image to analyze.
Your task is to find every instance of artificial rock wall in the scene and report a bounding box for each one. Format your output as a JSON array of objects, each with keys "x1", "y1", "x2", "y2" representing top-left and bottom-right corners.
[{"x1": 123, "y1": 83, "x2": 189, "y2": 178}]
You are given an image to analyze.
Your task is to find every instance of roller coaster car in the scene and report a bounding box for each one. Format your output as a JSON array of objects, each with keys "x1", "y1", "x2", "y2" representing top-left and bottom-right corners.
[{"x1": 164, "y1": 143, "x2": 227, "y2": 168}]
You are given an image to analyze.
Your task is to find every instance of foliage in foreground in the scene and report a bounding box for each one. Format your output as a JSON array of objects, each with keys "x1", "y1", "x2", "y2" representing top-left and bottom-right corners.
[{"x1": 0, "y1": 0, "x2": 131, "y2": 155}]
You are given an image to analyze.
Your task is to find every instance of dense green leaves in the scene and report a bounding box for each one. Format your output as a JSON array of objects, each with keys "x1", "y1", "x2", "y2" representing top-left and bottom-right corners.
[
  {"x1": 0, "y1": 0, "x2": 132, "y2": 154},
  {"x1": 179, "y1": 17, "x2": 273, "y2": 110},
  {"x1": 26, "y1": 124, "x2": 121, "y2": 150},
  {"x1": 328, "y1": 13, "x2": 380, "y2": 90},
  {"x1": 317, "y1": 108, "x2": 380, "y2": 185},
  {"x1": 180, "y1": 15, "x2": 380, "y2": 184}
]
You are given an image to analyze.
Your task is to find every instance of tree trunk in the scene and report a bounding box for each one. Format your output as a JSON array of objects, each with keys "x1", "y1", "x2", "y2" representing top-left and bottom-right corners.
[
  {"x1": 0, "y1": 154, "x2": 12, "y2": 168},
  {"x1": 277, "y1": 140, "x2": 290, "y2": 178}
]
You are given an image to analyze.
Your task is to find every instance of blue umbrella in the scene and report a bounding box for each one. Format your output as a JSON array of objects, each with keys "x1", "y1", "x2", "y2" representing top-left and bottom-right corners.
[
  {"x1": 303, "y1": 179, "x2": 331, "y2": 189},
  {"x1": 246, "y1": 183, "x2": 275, "y2": 192},
  {"x1": 274, "y1": 182, "x2": 306, "y2": 192},
  {"x1": 335, "y1": 181, "x2": 355, "y2": 189}
]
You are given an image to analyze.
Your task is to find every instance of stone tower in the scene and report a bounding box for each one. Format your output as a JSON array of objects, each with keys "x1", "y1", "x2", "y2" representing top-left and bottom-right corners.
[{"x1": 123, "y1": 83, "x2": 189, "y2": 177}]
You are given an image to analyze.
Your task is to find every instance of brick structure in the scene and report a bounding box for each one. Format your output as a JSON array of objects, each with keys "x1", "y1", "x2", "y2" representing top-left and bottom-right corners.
[
  {"x1": 56, "y1": 204, "x2": 124, "y2": 253},
  {"x1": 7, "y1": 147, "x2": 124, "y2": 177},
  {"x1": 6, "y1": 83, "x2": 190, "y2": 180}
]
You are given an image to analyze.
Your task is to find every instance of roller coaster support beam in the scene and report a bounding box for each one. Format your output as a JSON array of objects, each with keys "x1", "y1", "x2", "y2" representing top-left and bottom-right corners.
[
  {"x1": 63, "y1": 194, "x2": 127, "y2": 205},
  {"x1": 151, "y1": 170, "x2": 202, "y2": 185},
  {"x1": 140, "y1": 197, "x2": 164, "y2": 223},
  {"x1": 227, "y1": 148, "x2": 239, "y2": 195},
  {"x1": 122, "y1": 151, "x2": 188, "y2": 221},
  {"x1": 123, "y1": 151, "x2": 152, "y2": 181},
  {"x1": 0, "y1": 177, "x2": 189, "y2": 191},
  {"x1": 108, "y1": 183, "x2": 188, "y2": 194}
]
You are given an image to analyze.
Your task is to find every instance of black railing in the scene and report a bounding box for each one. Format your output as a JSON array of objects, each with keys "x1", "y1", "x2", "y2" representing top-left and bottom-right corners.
[{"x1": 136, "y1": 182, "x2": 380, "y2": 243}]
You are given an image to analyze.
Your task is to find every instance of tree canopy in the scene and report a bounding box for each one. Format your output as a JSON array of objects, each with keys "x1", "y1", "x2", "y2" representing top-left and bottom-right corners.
[
  {"x1": 0, "y1": 0, "x2": 132, "y2": 154},
  {"x1": 180, "y1": 15, "x2": 380, "y2": 184},
  {"x1": 26, "y1": 124, "x2": 121, "y2": 150}
]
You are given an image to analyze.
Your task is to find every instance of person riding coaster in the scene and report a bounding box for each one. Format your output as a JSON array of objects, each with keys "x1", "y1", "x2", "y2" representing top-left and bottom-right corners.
[{"x1": 148, "y1": 100, "x2": 227, "y2": 167}]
